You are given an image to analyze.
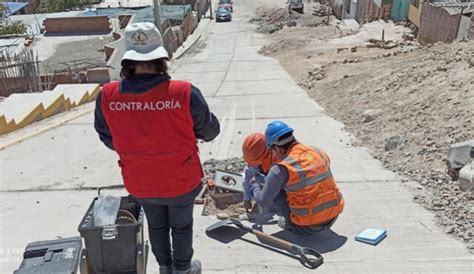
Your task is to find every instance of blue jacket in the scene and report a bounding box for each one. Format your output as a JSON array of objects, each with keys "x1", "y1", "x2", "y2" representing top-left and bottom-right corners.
[{"x1": 94, "y1": 73, "x2": 220, "y2": 150}]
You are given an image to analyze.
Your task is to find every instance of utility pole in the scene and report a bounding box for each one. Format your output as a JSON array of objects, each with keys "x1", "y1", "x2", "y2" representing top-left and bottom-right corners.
[
  {"x1": 182, "y1": 0, "x2": 186, "y2": 20},
  {"x1": 209, "y1": 0, "x2": 213, "y2": 20},
  {"x1": 153, "y1": 0, "x2": 163, "y2": 34}
]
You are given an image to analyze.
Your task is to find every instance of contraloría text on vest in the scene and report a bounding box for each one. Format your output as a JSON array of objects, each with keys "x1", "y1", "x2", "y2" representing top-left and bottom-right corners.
[{"x1": 109, "y1": 100, "x2": 182, "y2": 111}]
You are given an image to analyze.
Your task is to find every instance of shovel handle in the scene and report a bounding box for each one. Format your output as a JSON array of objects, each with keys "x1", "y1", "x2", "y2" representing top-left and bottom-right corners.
[
  {"x1": 249, "y1": 228, "x2": 323, "y2": 269},
  {"x1": 293, "y1": 246, "x2": 324, "y2": 269},
  {"x1": 249, "y1": 228, "x2": 296, "y2": 252}
]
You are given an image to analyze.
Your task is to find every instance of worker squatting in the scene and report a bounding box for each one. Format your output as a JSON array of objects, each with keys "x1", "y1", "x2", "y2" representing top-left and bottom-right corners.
[{"x1": 109, "y1": 100, "x2": 182, "y2": 111}]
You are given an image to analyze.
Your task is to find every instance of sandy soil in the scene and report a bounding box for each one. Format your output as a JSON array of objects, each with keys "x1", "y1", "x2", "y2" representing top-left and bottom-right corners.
[
  {"x1": 202, "y1": 158, "x2": 248, "y2": 218},
  {"x1": 253, "y1": 4, "x2": 474, "y2": 250}
]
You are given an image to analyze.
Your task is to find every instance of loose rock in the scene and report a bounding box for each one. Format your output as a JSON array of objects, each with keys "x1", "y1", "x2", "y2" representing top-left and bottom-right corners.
[
  {"x1": 216, "y1": 213, "x2": 229, "y2": 220},
  {"x1": 384, "y1": 135, "x2": 407, "y2": 151}
]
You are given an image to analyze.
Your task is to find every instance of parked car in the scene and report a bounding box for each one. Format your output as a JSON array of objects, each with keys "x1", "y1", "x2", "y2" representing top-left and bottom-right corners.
[
  {"x1": 218, "y1": 0, "x2": 233, "y2": 12},
  {"x1": 216, "y1": 7, "x2": 232, "y2": 22},
  {"x1": 288, "y1": 0, "x2": 304, "y2": 14}
]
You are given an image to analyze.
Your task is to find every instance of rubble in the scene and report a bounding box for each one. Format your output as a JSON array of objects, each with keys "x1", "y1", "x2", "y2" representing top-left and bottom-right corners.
[
  {"x1": 251, "y1": 3, "x2": 328, "y2": 34},
  {"x1": 306, "y1": 42, "x2": 474, "y2": 249},
  {"x1": 362, "y1": 109, "x2": 380, "y2": 123},
  {"x1": 250, "y1": 7, "x2": 300, "y2": 34},
  {"x1": 367, "y1": 38, "x2": 398, "y2": 49},
  {"x1": 202, "y1": 158, "x2": 247, "y2": 218},
  {"x1": 257, "y1": 20, "x2": 474, "y2": 248},
  {"x1": 384, "y1": 135, "x2": 407, "y2": 151},
  {"x1": 251, "y1": 3, "x2": 473, "y2": 249},
  {"x1": 298, "y1": 67, "x2": 326, "y2": 89},
  {"x1": 312, "y1": 4, "x2": 328, "y2": 17}
]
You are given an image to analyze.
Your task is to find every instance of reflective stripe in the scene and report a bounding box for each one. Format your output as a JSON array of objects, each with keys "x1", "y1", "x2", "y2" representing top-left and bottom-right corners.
[
  {"x1": 291, "y1": 207, "x2": 309, "y2": 215},
  {"x1": 284, "y1": 156, "x2": 306, "y2": 181},
  {"x1": 311, "y1": 198, "x2": 339, "y2": 214},
  {"x1": 285, "y1": 170, "x2": 333, "y2": 192},
  {"x1": 291, "y1": 195, "x2": 342, "y2": 216},
  {"x1": 313, "y1": 147, "x2": 329, "y2": 166}
]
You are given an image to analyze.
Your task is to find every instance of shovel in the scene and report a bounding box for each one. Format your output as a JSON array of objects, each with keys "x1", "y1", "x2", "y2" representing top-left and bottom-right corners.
[{"x1": 206, "y1": 218, "x2": 323, "y2": 269}]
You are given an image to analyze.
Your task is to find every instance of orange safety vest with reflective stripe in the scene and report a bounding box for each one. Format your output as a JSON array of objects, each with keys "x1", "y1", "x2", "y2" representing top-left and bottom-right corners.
[{"x1": 278, "y1": 143, "x2": 344, "y2": 226}]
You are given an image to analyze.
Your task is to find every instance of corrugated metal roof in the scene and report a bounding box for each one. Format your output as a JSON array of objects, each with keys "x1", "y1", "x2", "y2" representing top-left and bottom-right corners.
[{"x1": 430, "y1": 1, "x2": 474, "y2": 15}]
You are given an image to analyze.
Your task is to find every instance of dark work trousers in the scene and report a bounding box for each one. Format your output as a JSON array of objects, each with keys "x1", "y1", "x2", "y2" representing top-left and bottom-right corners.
[
  {"x1": 136, "y1": 184, "x2": 202, "y2": 271},
  {"x1": 274, "y1": 190, "x2": 337, "y2": 236}
]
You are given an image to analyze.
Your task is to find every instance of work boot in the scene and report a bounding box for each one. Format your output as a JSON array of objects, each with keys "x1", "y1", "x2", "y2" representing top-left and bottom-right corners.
[
  {"x1": 278, "y1": 216, "x2": 290, "y2": 230},
  {"x1": 174, "y1": 260, "x2": 202, "y2": 274},
  {"x1": 159, "y1": 265, "x2": 173, "y2": 274}
]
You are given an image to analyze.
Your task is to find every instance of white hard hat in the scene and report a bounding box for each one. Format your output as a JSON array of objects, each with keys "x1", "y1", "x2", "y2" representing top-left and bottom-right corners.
[{"x1": 122, "y1": 22, "x2": 169, "y2": 62}]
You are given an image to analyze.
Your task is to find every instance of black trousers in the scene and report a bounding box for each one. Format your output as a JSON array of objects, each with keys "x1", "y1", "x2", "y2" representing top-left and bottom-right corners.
[{"x1": 137, "y1": 185, "x2": 201, "y2": 271}]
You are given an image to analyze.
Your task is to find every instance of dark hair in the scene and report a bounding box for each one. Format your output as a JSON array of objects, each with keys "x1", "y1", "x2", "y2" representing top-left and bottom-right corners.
[
  {"x1": 273, "y1": 132, "x2": 295, "y2": 150},
  {"x1": 120, "y1": 58, "x2": 168, "y2": 79}
]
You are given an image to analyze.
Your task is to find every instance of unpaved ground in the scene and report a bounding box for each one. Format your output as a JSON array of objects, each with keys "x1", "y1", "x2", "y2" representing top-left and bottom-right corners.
[
  {"x1": 202, "y1": 158, "x2": 247, "y2": 218},
  {"x1": 250, "y1": 2, "x2": 328, "y2": 34},
  {"x1": 253, "y1": 5, "x2": 474, "y2": 250},
  {"x1": 40, "y1": 37, "x2": 108, "y2": 73}
]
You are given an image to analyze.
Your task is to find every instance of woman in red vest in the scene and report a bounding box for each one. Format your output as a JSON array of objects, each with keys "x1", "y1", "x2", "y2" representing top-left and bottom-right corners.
[{"x1": 94, "y1": 22, "x2": 220, "y2": 274}]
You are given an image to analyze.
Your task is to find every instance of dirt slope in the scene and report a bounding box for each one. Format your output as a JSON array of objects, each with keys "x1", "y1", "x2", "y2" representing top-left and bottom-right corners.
[{"x1": 253, "y1": 5, "x2": 474, "y2": 250}]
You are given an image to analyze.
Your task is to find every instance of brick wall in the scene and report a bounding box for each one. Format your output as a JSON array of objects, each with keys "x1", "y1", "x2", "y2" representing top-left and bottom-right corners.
[
  {"x1": 355, "y1": 0, "x2": 391, "y2": 22},
  {"x1": 43, "y1": 16, "x2": 111, "y2": 34},
  {"x1": 0, "y1": 74, "x2": 86, "y2": 96},
  {"x1": 367, "y1": 1, "x2": 392, "y2": 21},
  {"x1": 86, "y1": 68, "x2": 110, "y2": 84},
  {"x1": 118, "y1": 15, "x2": 134, "y2": 29},
  {"x1": 181, "y1": 12, "x2": 195, "y2": 38},
  {"x1": 419, "y1": 4, "x2": 460, "y2": 45}
]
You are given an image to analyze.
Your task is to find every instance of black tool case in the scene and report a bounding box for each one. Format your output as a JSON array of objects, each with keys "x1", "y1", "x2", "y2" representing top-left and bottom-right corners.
[
  {"x1": 78, "y1": 195, "x2": 148, "y2": 274},
  {"x1": 14, "y1": 237, "x2": 82, "y2": 274}
]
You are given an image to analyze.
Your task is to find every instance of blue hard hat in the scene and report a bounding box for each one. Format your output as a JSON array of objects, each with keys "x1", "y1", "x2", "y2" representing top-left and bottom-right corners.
[{"x1": 265, "y1": 120, "x2": 294, "y2": 146}]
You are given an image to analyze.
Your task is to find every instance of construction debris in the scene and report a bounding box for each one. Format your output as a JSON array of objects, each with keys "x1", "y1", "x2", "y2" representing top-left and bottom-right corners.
[
  {"x1": 447, "y1": 141, "x2": 474, "y2": 192},
  {"x1": 202, "y1": 158, "x2": 247, "y2": 218},
  {"x1": 306, "y1": 43, "x2": 474, "y2": 249},
  {"x1": 250, "y1": 7, "x2": 300, "y2": 33},
  {"x1": 312, "y1": 4, "x2": 328, "y2": 17},
  {"x1": 252, "y1": 7, "x2": 474, "y2": 249},
  {"x1": 367, "y1": 38, "x2": 398, "y2": 49}
]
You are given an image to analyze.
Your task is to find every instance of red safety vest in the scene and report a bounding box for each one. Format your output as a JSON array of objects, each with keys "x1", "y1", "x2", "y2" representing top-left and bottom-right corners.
[
  {"x1": 101, "y1": 80, "x2": 203, "y2": 198},
  {"x1": 278, "y1": 143, "x2": 344, "y2": 226}
]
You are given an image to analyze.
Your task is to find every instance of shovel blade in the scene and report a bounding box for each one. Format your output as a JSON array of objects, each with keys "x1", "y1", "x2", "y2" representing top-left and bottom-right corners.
[{"x1": 205, "y1": 219, "x2": 234, "y2": 232}]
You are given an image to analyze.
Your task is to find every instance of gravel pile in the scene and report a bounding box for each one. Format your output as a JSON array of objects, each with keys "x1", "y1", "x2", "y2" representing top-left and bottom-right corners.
[
  {"x1": 304, "y1": 42, "x2": 473, "y2": 250},
  {"x1": 202, "y1": 158, "x2": 247, "y2": 218},
  {"x1": 250, "y1": 7, "x2": 300, "y2": 33},
  {"x1": 202, "y1": 158, "x2": 246, "y2": 177}
]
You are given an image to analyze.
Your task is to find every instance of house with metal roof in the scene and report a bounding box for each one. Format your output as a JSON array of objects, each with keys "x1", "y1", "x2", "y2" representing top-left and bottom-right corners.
[{"x1": 418, "y1": 1, "x2": 474, "y2": 45}]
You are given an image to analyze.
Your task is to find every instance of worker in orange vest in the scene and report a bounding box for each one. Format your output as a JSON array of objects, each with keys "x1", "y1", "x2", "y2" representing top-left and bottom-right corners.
[
  {"x1": 241, "y1": 133, "x2": 274, "y2": 211},
  {"x1": 249, "y1": 121, "x2": 344, "y2": 235}
]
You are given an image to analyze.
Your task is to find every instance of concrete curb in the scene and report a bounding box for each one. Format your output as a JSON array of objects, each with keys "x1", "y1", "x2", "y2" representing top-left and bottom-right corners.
[
  {"x1": 0, "y1": 108, "x2": 94, "y2": 150},
  {"x1": 174, "y1": 33, "x2": 202, "y2": 60},
  {"x1": 174, "y1": 18, "x2": 213, "y2": 60}
]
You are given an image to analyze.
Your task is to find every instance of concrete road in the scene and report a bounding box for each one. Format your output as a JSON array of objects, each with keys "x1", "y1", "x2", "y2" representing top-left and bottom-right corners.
[{"x1": 1, "y1": 0, "x2": 473, "y2": 273}]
